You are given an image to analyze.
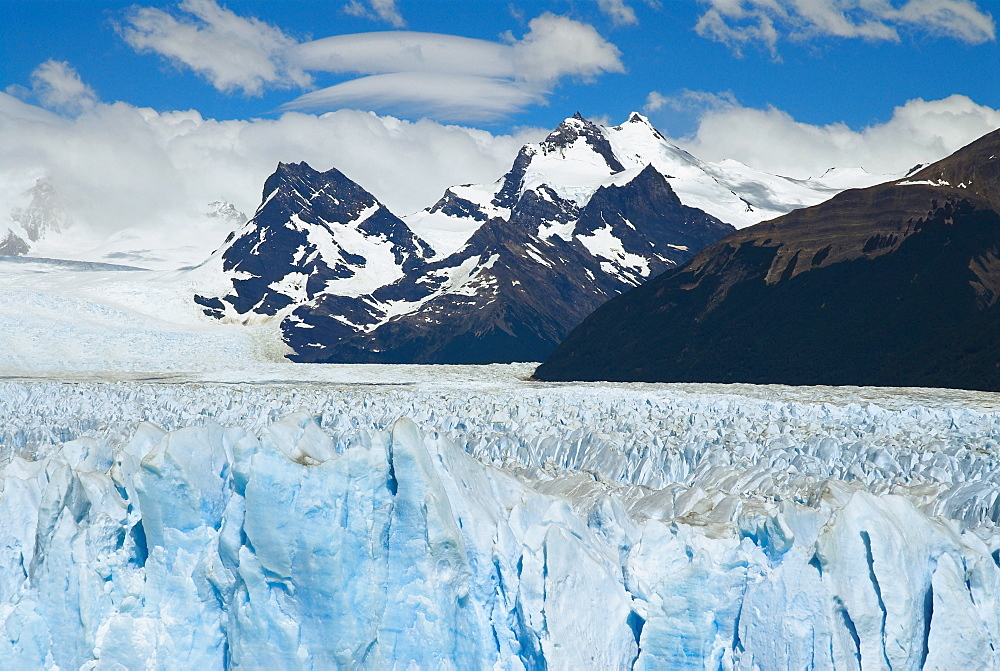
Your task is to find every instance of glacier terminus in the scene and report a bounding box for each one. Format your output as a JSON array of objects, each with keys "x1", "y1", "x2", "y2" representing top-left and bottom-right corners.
[{"x1": 1, "y1": 370, "x2": 999, "y2": 669}]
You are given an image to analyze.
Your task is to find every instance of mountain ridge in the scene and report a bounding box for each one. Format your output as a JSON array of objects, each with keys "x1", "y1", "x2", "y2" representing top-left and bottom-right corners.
[
  {"x1": 534, "y1": 125, "x2": 1000, "y2": 390},
  {"x1": 197, "y1": 113, "x2": 755, "y2": 363}
]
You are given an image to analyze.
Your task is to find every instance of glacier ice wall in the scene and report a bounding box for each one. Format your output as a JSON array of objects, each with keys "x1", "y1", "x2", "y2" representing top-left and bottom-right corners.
[{"x1": 1, "y1": 381, "x2": 1000, "y2": 669}]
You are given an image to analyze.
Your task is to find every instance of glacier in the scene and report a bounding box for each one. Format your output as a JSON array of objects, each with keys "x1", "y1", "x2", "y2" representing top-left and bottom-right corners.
[{"x1": 2, "y1": 373, "x2": 1000, "y2": 669}]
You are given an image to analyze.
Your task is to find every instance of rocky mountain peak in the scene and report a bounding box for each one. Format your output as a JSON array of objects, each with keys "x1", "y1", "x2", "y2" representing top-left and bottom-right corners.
[
  {"x1": 536, "y1": 125, "x2": 1000, "y2": 390},
  {"x1": 539, "y1": 114, "x2": 625, "y2": 173},
  {"x1": 10, "y1": 178, "x2": 68, "y2": 244}
]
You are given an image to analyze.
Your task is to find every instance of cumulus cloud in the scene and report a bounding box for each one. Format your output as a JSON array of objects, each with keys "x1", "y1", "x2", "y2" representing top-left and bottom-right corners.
[
  {"x1": 284, "y1": 13, "x2": 624, "y2": 120},
  {"x1": 669, "y1": 92, "x2": 1000, "y2": 177},
  {"x1": 511, "y1": 13, "x2": 626, "y2": 84},
  {"x1": 595, "y1": 0, "x2": 639, "y2": 25},
  {"x1": 118, "y1": 0, "x2": 312, "y2": 95},
  {"x1": 5, "y1": 60, "x2": 99, "y2": 116},
  {"x1": 343, "y1": 0, "x2": 406, "y2": 28},
  {"x1": 695, "y1": 0, "x2": 996, "y2": 56},
  {"x1": 0, "y1": 90, "x2": 543, "y2": 267}
]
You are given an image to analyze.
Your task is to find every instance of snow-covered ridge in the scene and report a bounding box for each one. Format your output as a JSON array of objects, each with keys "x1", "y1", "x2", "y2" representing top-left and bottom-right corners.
[
  {"x1": 2, "y1": 379, "x2": 999, "y2": 668},
  {"x1": 406, "y1": 112, "x2": 890, "y2": 256}
]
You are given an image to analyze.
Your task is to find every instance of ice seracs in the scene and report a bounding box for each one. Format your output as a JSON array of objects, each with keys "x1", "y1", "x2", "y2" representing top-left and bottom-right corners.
[{"x1": 2, "y1": 379, "x2": 999, "y2": 668}]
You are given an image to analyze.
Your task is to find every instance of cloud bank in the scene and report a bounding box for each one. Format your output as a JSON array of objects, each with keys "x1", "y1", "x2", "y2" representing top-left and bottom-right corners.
[
  {"x1": 654, "y1": 91, "x2": 1000, "y2": 177},
  {"x1": 0, "y1": 65, "x2": 543, "y2": 265},
  {"x1": 695, "y1": 0, "x2": 996, "y2": 56},
  {"x1": 5, "y1": 60, "x2": 998, "y2": 268}
]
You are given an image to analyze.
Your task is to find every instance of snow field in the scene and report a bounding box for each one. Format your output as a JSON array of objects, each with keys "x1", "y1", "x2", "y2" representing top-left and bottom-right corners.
[{"x1": 1, "y1": 379, "x2": 999, "y2": 668}]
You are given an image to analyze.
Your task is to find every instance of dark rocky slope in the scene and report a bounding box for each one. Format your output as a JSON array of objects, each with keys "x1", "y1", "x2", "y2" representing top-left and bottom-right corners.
[
  {"x1": 290, "y1": 164, "x2": 733, "y2": 363},
  {"x1": 535, "y1": 128, "x2": 1000, "y2": 391},
  {"x1": 199, "y1": 114, "x2": 736, "y2": 364}
]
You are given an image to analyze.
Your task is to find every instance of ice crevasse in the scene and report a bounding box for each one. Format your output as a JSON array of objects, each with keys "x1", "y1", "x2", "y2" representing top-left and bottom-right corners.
[{"x1": 1, "y1": 403, "x2": 1000, "y2": 669}]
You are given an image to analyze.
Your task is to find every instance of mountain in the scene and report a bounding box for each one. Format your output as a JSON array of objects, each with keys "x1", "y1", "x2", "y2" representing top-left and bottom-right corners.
[
  {"x1": 286, "y1": 162, "x2": 733, "y2": 363},
  {"x1": 405, "y1": 112, "x2": 887, "y2": 256},
  {"x1": 0, "y1": 178, "x2": 248, "y2": 270},
  {"x1": 195, "y1": 161, "x2": 433, "y2": 319},
  {"x1": 0, "y1": 179, "x2": 67, "y2": 255},
  {"x1": 534, "y1": 127, "x2": 1000, "y2": 391},
  {"x1": 200, "y1": 113, "x2": 746, "y2": 363}
]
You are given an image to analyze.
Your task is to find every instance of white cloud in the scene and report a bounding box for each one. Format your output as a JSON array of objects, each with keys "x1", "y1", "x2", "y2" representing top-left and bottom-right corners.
[
  {"x1": 0, "y1": 90, "x2": 544, "y2": 266},
  {"x1": 695, "y1": 0, "x2": 995, "y2": 56},
  {"x1": 284, "y1": 13, "x2": 624, "y2": 121},
  {"x1": 512, "y1": 12, "x2": 626, "y2": 84},
  {"x1": 283, "y1": 73, "x2": 544, "y2": 122},
  {"x1": 293, "y1": 32, "x2": 513, "y2": 77},
  {"x1": 119, "y1": 0, "x2": 312, "y2": 95},
  {"x1": 595, "y1": 0, "x2": 639, "y2": 25},
  {"x1": 5, "y1": 60, "x2": 99, "y2": 116},
  {"x1": 343, "y1": 0, "x2": 406, "y2": 28},
  {"x1": 120, "y1": 2, "x2": 623, "y2": 122},
  {"x1": 669, "y1": 93, "x2": 1000, "y2": 177},
  {"x1": 644, "y1": 88, "x2": 737, "y2": 114}
]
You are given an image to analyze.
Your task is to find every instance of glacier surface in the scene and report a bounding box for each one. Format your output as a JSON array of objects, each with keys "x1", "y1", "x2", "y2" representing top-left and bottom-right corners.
[{"x1": 2, "y1": 374, "x2": 1000, "y2": 669}]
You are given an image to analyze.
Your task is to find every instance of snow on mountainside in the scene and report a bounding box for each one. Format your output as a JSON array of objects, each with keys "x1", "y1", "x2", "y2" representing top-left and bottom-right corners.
[
  {"x1": 0, "y1": 179, "x2": 68, "y2": 255},
  {"x1": 406, "y1": 112, "x2": 888, "y2": 255},
  {"x1": 193, "y1": 161, "x2": 433, "y2": 321},
  {"x1": 202, "y1": 113, "x2": 744, "y2": 364},
  {"x1": 0, "y1": 181, "x2": 249, "y2": 271},
  {"x1": 280, "y1": 162, "x2": 733, "y2": 363},
  {"x1": 535, "y1": 126, "x2": 1000, "y2": 390},
  {"x1": 2, "y1": 377, "x2": 1000, "y2": 668}
]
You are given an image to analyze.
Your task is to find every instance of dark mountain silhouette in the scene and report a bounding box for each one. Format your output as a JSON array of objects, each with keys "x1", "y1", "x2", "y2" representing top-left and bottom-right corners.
[{"x1": 535, "y1": 128, "x2": 1000, "y2": 391}]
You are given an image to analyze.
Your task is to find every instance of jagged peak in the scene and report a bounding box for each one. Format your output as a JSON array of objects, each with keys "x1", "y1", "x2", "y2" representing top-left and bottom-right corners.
[
  {"x1": 540, "y1": 113, "x2": 625, "y2": 172},
  {"x1": 274, "y1": 160, "x2": 316, "y2": 174},
  {"x1": 262, "y1": 161, "x2": 370, "y2": 201}
]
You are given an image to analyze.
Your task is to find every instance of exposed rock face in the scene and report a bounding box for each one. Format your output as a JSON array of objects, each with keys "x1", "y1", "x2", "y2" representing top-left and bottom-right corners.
[
  {"x1": 284, "y1": 159, "x2": 732, "y2": 364},
  {"x1": 535, "y1": 128, "x2": 1000, "y2": 391},
  {"x1": 1, "y1": 179, "x2": 68, "y2": 257},
  {"x1": 0, "y1": 230, "x2": 29, "y2": 256},
  {"x1": 200, "y1": 162, "x2": 433, "y2": 318},
  {"x1": 12, "y1": 179, "x2": 68, "y2": 243},
  {"x1": 200, "y1": 114, "x2": 738, "y2": 364}
]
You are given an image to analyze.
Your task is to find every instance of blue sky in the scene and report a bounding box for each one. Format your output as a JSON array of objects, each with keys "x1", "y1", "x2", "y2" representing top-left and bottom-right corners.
[
  {"x1": 1, "y1": 0, "x2": 999, "y2": 237},
  {"x1": 3, "y1": 0, "x2": 997, "y2": 135}
]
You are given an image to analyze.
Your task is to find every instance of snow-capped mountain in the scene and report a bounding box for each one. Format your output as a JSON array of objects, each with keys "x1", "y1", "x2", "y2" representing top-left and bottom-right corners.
[
  {"x1": 284, "y1": 162, "x2": 733, "y2": 363},
  {"x1": 0, "y1": 181, "x2": 249, "y2": 271},
  {"x1": 196, "y1": 161, "x2": 433, "y2": 319},
  {"x1": 405, "y1": 112, "x2": 886, "y2": 255},
  {"x1": 200, "y1": 114, "x2": 742, "y2": 363},
  {"x1": 0, "y1": 178, "x2": 68, "y2": 255},
  {"x1": 536, "y1": 125, "x2": 1000, "y2": 390}
]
